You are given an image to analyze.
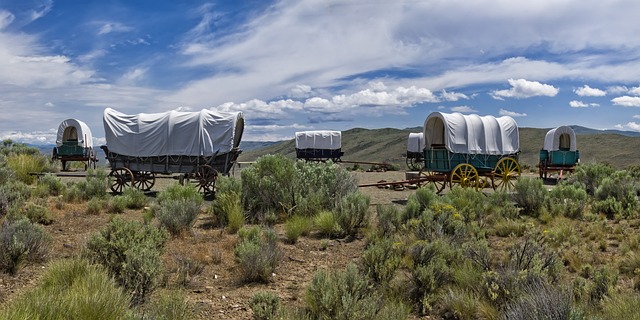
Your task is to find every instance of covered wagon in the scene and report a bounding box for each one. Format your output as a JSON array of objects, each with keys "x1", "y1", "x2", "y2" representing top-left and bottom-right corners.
[
  {"x1": 420, "y1": 112, "x2": 521, "y2": 192},
  {"x1": 101, "y1": 108, "x2": 244, "y2": 194},
  {"x1": 295, "y1": 130, "x2": 344, "y2": 161},
  {"x1": 406, "y1": 132, "x2": 425, "y2": 170},
  {"x1": 52, "y1": 119, "x2": 98, "y2": 170},
  {"x1": 538, "y1": 126, "x2": 579, "y2": 180}
]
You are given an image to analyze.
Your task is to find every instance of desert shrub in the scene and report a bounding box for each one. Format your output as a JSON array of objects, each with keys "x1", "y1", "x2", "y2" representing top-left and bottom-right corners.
[
  {"x1": 411, "y1": 203, "x2": 467, "y2": 241},
  {"x1": 20, "y1": 202, "x2": 53, "y2": 225},
  {"x1": 375, "y1": 204, "x2": 403, "y2": 237},
  {"x1": 171, "y1": 254, "x2": 205, "y2": 287},
  {"x1": 5, "y1": 153, "x2": 50, "y2": 184},
  {"x1": 599, "y1": 292, "x2": 640, "y2": 320},
  {"x1": 568, "y1": 163, "x2": 616, "y2": 196},
  {"x1": 404, "y1": 185, "x2": 438, "y2": 220},
  {"x1": 143, "y1": 289, "x2": 194, "y2": 320},
  {"x1": 502, "y1": 281, "x2": 574, "y2": 320},
  {"x1": 507, "y1": 232, "x2": 561, "y2": 281},
  {"x1": 445, "y1": 186, "x2": 489, "y2": 221},
  {"x1": 63, "y1": 183, "x2": 84, "y2": 203},
  {"x1": 492, "y1": 218, "x2": 527, "y2": 237},
  {"x1": 156, "y1": 198, "x2": 201, "y2": 235},
  {"x1": 86, "y1": 197, "x2": 104, "y2": 215},
  {"x1": 362, "y1": 238, "x2": 401, "y2": 284},
  {"x1": 593, "y1": 170, "x2": 638, "y2": 219},
  {"x1": 304, "y1": 263, "x2": 403, "y2": 320},
  {"x1": 0, "y1": 218, "x2": 51, "y2": 274},
  {"x1": 439, "y1": 287, "x2": 494, "y2": 320},
  {"x1": 241, "y1": 154, "x2": 297, "y2": 221},
  {"x1": 547, "y1": 182, "x2": 589, "y2": 219},
  {"x1": 84, "y1": 217, "x2": 168, "y2": 305},
  {"x1": 0, "y1": 180, "x2": 31, "y2": 216},
  {"x1": 215, "y1": 175, "x2": 242, "y2": 197},
  {"x1": 619, "y1": 251, "x2": 640, "y2": 275},
  {"x1": 294, "y1": 160, "x2": 358, "y2": 216},
  {"x1": 107, "y1": 195, "x2": 128, "y2": 214},
  {"x1": 234, "y1": 226, "x2": 280, "y2": 283},
  {"x1": 250, "y1": 291, "x2": 281, "y2": 320},
  {"x1": 590, "y1": 266, "x2": 618, "y2": 304},
  {"x1": 157, "y1": 183, "x2": 203, "y2": 206},
  {"x1": 210, "y1": 191, "x2": 244, "y2": 232},
  {"x1": 122, "y1": 187, "x2": 148, "y2": 209},
  {"x1": 284, "y1": 215, "x2": 313, "y2": 244},
  {"x1": 314, "y1": 210, "x2": 339, "y2": 238},
  {"x1": 82, "y1": 168, "x2": 110, "y2": 199},
  {"x1": 0, "y1": 259, "x2": 132, "y2": 320},
  {"x1": 35, "y1": 173, "x2": 65, "y2": 197},
  {"x1": 512, "y1": 178, "x2": 547, "y2": 217},
  {"x1": 334, "y1": 191, "x2": 370, "y2": 237}
]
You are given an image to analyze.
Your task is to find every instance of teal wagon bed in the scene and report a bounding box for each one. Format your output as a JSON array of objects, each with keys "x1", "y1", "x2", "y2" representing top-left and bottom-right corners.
[
  {"x1": 52, "y1": 119, "x2": 98, "y2": 171},
  {"x1": 101, "y1": 108, "x2": 244, "y2": 195},
  {"x1": 538, "y1": 125, "x2": 579, "y2": 180},
  {"x1": 418, "y1": 112, "x2": 521, "y2": 193}
]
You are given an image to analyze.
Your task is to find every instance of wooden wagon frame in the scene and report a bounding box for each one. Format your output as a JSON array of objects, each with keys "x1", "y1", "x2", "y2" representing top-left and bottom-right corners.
[{"x1": 538, "y1": 126, "x2": 580, "y2": 180}]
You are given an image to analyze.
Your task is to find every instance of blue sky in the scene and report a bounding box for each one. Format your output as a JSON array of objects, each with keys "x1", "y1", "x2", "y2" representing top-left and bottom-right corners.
[{"x1": 2, "y1": 0, "x2": 640, "y2": 145}]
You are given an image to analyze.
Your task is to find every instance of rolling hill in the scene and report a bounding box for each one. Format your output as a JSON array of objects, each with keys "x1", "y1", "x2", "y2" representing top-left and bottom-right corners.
[{"x1": 238, "y1": 126, "x2": 640, "y2": 170}]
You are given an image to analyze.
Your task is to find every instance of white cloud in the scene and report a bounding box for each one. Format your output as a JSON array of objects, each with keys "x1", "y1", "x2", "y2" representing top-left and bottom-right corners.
[
  {"x1": 569, "y1": 100, "x2": 588, "y2": 108},
  {"x1": 440, "y1": 90, "x2": 469, "y2": 102},
  {"x1": 44, "y1": 101, "x2": 55, "y2": 107},
  {"x1": 629, "y1": 86, "x2": 640, "y2": 96},
  {"x1": 450, "y1": 106, "x2": 477, "y2": 113},
  {"x1": 217, "y1": 99, "x2": 303, "y2": 120},
  {"x1": 614, "y1": 122, "x2": 640, "y2": 132},
  {"x1": 612, "y1": 96, "x2": 640, "y2": 107},
  {"x1": 634, "y1": 115, "x2": 640, "y2": 119},
  {"x1": 97, "y1": 22, "x2": 133, "y2": 35},
  {"x1": 0, "y1": 10, "x2": 15, "y2": 30},
  {"x1": 491, "y1": 79, "x2": 559, "y2": 99},
  {"x1": 607, "y1": 86, "x2": 629, "y2": 94},
  {"x1": 29, "y1": 0, "x2": 53, "y2": 22},
  {"x1": 499, "y1": 109, "x2": 527, "y2": 117},
  {"x1": 574, "y1": 85, "x2": 606, "y2": 97},
  {"x1": 290, "y1": 84, "x2": 312, "y2": 98},
  {"x1": 119, "y1": 68, "x2": 147, "y2": 85}
]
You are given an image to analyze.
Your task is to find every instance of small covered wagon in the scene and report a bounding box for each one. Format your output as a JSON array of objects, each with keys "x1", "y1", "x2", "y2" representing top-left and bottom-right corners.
[
  {"x1": 406, "y1": 132, "x2": 425, "y2": 171},
  {"x1": 52, "y1": 119, "x2": 98, "y2": 171},
  {"x1": 295, "y1": 130, "x2": 344, "y2": 162},
  {"x1": 101, "y1": 108, "x2": 244, "y2": 194},
  {"x1": 419, "y1": 112, "x2": 521, "y2": 193},
  {"x1": 538, "y1": 126, "x2": 579, "y2": 180}
]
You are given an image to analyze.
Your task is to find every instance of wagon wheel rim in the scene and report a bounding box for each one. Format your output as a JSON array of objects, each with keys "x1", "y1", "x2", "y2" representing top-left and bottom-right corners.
[
  {"x1": 418, "y1": 169, "x2": 447, "y2": 193},
  {"x1": 133, "y1": 171, "x2": 156, "y2": 191},
  {"x1": 192, "y1": 165, "x2": 217, "y2": 194},
  {"x1": 493, "y1": 157, "x2": 521, "y2": 192},
  {"x1": 450, "y1": 164, "x2": 478, "y2": 190},
  {"x1": 109, "y1": 167, "x2": 134, "y2": 194},
  {"x1": 406, "y1": 156, "x2": 424, "y2": 171}
]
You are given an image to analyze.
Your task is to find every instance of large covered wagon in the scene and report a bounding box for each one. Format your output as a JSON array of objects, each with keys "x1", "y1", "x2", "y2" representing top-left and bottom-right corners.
[
  {"x1": 101, "y1": 108, "x2": 244, "y2": 194},
  {"x1": 295, "y1": 130, "x2": 344, "y2": 162},
  {"x1": 538, "y1": 126, "x2": 579, "y2": 180},
  {"x1": 419, "y1": 112, "x2": 521, "y2": 193},
  {"x1": 406, "y1": 132, "x2": 425, "y2": 170},
  {"x1": 52, "y1": 119, "x2": 98, "y2": 171}
]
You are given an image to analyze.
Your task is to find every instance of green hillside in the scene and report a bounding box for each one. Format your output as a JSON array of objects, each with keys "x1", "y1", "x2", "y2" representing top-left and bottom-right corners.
[{"x1": 238, "y1": 127, "x2": 640, "y2": 170}]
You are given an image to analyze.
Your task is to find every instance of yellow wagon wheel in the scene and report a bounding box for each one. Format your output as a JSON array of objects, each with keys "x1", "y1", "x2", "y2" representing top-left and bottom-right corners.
[
  {"x1": 418, "y1": 169, "x2": 447, "y2": 194},
  {"x1": 493, "y1": 157, "x2": 521, "y2": 192},
  {"x1": 450, "y1": 163, "x2": 479, "y2": 190}
]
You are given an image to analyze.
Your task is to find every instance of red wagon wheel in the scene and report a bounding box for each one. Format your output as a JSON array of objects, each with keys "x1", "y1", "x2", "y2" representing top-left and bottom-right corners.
[
  {"x1": 417, "y1": 168, "x2": 447, "y2": 194},
  {"x1": 109, "y1": 167, "x2": 134, "y2": 193},
  {"x1": 133, "y1": 171, "x2": 156, "y2": 191}
]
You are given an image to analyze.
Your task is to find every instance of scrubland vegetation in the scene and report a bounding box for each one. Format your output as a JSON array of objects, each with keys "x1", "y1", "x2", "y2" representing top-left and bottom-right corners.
[{"x1": 2, "y1": 140, "x2": 640, "y2": 319}]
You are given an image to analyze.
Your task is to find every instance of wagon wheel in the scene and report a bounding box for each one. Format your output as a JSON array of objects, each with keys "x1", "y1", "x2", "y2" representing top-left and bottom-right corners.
[
  {"x1": 477, "y1": 176, "x2": 490, "y2": 189},
  {"x1": 133, "y1": 171, "x2": 156, "y2": 191},
  {"x1": 406, "y1": 156, "x2": 424, "y2": 171},
  {"x1": 493, "y1": 157, "x2": 521, "y2": 192},
  {"x1": 109, "y1": 167, "x2": 134, "y2": 193},
  {"x1": 417, "y1": 169, "x2": 447, "y2": 193},
  {"x1": 191, "y1": 165, "x2": 218, "y2": 195},
  {"x1": 450, "y1": 163, "x2": 479, "y2": 190}
]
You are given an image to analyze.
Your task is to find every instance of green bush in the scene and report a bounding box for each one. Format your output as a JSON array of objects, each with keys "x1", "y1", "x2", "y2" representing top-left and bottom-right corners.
[
  {"x1": 375, "y1": 204, "x2": 403, "y2": 237},
  {"x1": 0, "y1": 218, "x2": 51, "y2": 274},
  {"x1": 594, "y1": 170, "x2": 638, "y2": 219},
  {"x1": 84, "y1": 217, "x2": 168, "y2": 305},
  {"x1": 284, "y1": 215, "x2": 313, "y2": 244},
  {"x1": 0, "y1": 259, "x2": 132, "y2": 320},
  {"x1": 294, "y1": 160, "x2": 358, "y2": 216},
  {"x1": 143, "y1": 289, "x2": 194, "y2": 320},
  {"x1": 404, "y1": 186, "x2": 438, "y2": 220},
  {"x1": 314, "y1": 210, "x2": 339, "y2": 238},
  {"x1": 502, "y1": 282, "x2": 574, "y2": 320},
  {"x1": 156, "y1": 183, "x2": 204, "y2": 207},
  {"x1": 86, "y1": 197, "x2": 105, "y2": 215},
  {"x1": 0, "y1": 181, "x2": 31, "y2": 216},
  {"x1": 107, "y1": 195, "x2": 127, "y2": 214},
  {"x1": 512, "y1": 178, "x2": 547, "y2": 217},
  {"x1": 362, "y1": 238, "x2": 401, "y2": 284},
  {"x1": 568, "y1": 163, "x2": 616, "y2": 196},
  {"x1": 21, "y1": 202, "x2": 53, "y2": 225},
  {"x1": 211, "y1": 191, "x2": 244, "y2": 232},
  {"x1": 334, "y1": 192, "x2": 370, "y2": 237},
  {"x1": 590, "y1": 267, "x2": 619, "y2": 304},
  {"x1": 156, "y1": 198, "x2": 201, "y2": 235},
  {"x1": 241, "y1": 154, "x2": 297, "y2": 221},
  {"x1": 492, "y1": 218, "x2": 527, "y2": 237},
  {"x1": 35, "y1": 173, "x2": 65, "y2": 197},
  {"x1": 215, "y1": 175, "x2": 242, "y2": 197},
  {"x1": 5, "y1": 153, "x2": 50, "y2": 184},
  {"x1": 250, "y1": 291, "x2": 281, "y2": 320},
  {"x1": 122, "y1": 187, "x2": 148, "y2": 209},
  {"x1": 599, "y1": 292, "x2": 640, "y2": 320},
  {"x1": 234, "y1": 226, "x2": 281, "y2": 283},
  {"x1": 547, "y1": 182, "x2": 588, "y2": 219}
]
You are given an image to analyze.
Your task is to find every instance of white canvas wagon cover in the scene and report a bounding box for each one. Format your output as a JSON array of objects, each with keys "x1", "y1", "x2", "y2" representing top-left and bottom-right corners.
[
  {"x1": 543, "y1": 126, "x2": 577, "y2": 151},
  {"x1": 407, "y1": 132, "x2": 425, "y2": 153},
  {"x1": 423, "y1": 112, "x2": 519, "y2": 155},
  {"x1": 103, "y1": 108, "x2": 244, "y2": 157},
  {"x1": 56, "y1": 119, "x2": 94, "y2": 148},
  {"x1": 295, "y1": 131, "x2": 341, "y2": 150}
]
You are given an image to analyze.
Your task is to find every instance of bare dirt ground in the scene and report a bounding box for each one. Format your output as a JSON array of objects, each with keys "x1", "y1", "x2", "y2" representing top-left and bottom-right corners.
[{"x1": 0, "y1": 170, "x2": 425, "y2": 319}]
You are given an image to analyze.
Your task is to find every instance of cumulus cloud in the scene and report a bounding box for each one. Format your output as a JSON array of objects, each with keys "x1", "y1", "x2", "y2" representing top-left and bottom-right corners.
[
  {"x1": 629, "y1": 86, "x2": 640, "y2": 96},
  {"x1": 612, "y1": 96, "x2": 640, "y2": 107},
  {"x1": 216, "y1": 99, "x2": 304, "y2": 121},
  {"x1": 574, "y1": 85, "x2": 606, "y2": 97},
  {"x1": 614, "y1": 122, "x2": 640, "y2": 131},
  {"x1": 499, "y1": 109, "x2": 527, "y2": 117},
  {"x1": 569, "y1": 100, "x2": 599, "y2": 108},
  {"x1": 451, "y1": 106, "x2": 477, "y2": 113},
  {"x1": 440, "y1": 90, "x2": 469, "y2": 102},
  {"x1": 491, "y1": 79, "x2": 559, "y2": 99},
  {"x1": 290, "y1": 84, "x2": 312, "y2": 98}
]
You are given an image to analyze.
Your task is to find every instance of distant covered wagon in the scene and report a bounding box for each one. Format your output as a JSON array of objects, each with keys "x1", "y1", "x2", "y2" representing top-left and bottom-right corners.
[
  {"x1": 538, "y1": 126, "x2": 579, "y2": 180},
  {"x1": 406, "y1": 132, "x2": 425, "y2": 170},
  {"x1": 52, "y1": 119, "x2": 98, "y2": 170},
  {"x1": 295, "y1": 130, "x2": 344, "y2": 161},
  {"x1": 420, "y1": 112, "x2": 521, "y2": 192},
  {"x1": 101, "y1": 108, "x2": 244, "y2": 194}
]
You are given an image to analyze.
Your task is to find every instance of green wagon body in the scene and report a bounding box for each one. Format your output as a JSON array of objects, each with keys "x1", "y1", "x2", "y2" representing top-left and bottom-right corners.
[
  {"x1": 424, "y1": 147, "x2": 519, "y2": 173},
  {"x1": 539, "y1": 149, "x2": 580, "y2": 166}
]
